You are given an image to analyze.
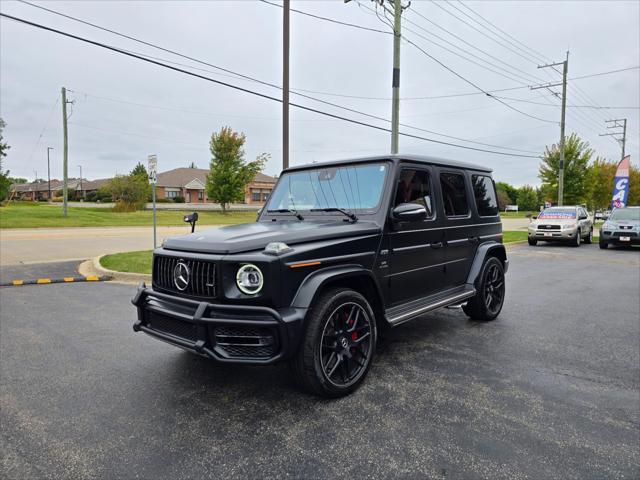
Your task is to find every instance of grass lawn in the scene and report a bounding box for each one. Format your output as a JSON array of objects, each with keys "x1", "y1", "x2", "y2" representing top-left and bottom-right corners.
[
  {"x1": 101, "y1": 250, "x2": 153, "y2": 275},
  {"x1": 0, "y1": 202, "x2": 257, "y2": 228},
  {"x1": 100, "y1": 231, "x2": 535, "y2": 275},
  {"x1": 499, "y1": 211, "x2": 537, "y2": 218}
]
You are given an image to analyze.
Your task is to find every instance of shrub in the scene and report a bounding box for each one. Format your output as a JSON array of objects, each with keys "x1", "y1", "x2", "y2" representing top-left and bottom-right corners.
[
  {"x1": 52, "y1": 196, "x2": 64, "y2": 203},
  {"x1": 173, "y1": 195, "x2": 185, "y2": 203},
  {"x1": 105, "y1": 174, "x2": 149, "y2": 211}
]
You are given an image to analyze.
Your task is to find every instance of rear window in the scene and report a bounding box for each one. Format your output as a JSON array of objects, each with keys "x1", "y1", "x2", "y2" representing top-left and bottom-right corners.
[
  {"x1": 440, "y1": 172, "x2": 469, "y2": 217},
  {"x1": 471, "y1": 175, "x2": 498, "y2": 217}
]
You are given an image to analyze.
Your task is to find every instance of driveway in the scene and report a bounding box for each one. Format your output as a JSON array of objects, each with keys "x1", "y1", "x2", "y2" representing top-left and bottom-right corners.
[{"x1": 1, "y1": 244, "x2": 638, "y2": 479}]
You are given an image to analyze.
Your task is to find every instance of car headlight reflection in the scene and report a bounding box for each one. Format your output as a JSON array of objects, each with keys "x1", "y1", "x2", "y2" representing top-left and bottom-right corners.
[{"x1": 236, "y1": 264, "x2": 264, "y2": 295}]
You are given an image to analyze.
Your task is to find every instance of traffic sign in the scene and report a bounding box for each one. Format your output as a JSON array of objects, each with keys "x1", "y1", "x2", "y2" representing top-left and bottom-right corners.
[{"x1": 148, "y1": 154, "x2": 157, "y2": 184}]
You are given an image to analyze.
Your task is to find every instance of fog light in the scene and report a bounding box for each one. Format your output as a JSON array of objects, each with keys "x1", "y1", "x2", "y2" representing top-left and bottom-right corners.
[{"x1": 236, "y1": 264, "x2": 264, "y2": 295}]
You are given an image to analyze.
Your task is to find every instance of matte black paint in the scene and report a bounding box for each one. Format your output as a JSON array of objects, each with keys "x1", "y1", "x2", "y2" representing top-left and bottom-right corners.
[{"x1": 134, "y1": 155, "x2": 506, "y2": 364}]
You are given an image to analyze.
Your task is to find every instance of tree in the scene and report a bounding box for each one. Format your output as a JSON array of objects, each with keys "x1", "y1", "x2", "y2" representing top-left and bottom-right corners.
[
  {"x1": 205, "y1": 126, "x2": 267, "y2": 213},
  {"x1": 517, "y1": 185, "x2": 538, "y2": 211},
  {"x1": 539, "y1": 133, "x2": 592, "y2": 205},
  {"x1": 496, "y1": 188, "x2": 510, "y2": 211},
  {"x1": 585, "y1": 158, "x2": 617, "y2": 210},
  {"x1": 0, "y1": 118, "x2": 11, "y2": 201},
  {"x1": 8, "y1": 177, "x2": 28, "y2": 184},
  {"x1": 105, "y1": 174, "x2": 149, "y2": 211},
  {"x1": 495, "y1": 181, "x2": 518, "y2": 204},
  {"x1": 188, "y1": 161, "x2": 197, "y2": 168},
  {"x1": 130, "y1": 162, "x2": 148, "y2": 179}
]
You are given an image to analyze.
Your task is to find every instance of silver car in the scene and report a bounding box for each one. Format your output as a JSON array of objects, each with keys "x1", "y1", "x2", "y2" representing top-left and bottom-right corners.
[
  {"x1": 527, "y1": 206, "x2": 594, "y2": 247},
  {"x1": 599, "y1": 206, "x2": 640, "y2": 249}
]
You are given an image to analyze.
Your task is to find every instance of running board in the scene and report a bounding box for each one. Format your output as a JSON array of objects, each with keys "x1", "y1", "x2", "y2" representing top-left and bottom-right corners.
[{"x1": 385, "y1": 285, "x2": 476, "y2": 326}]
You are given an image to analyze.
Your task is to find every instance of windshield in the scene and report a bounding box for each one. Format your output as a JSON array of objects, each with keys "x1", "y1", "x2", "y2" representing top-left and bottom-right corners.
[
  {"x1": 610, "y1": 208, "x2": 640, "y2": 221},
  {"x1": 538, "y1": 207, "x2": 576, "y2": 220},
  {"x1": 267, "y1": 162, "x2": 388, "y2": 214}
]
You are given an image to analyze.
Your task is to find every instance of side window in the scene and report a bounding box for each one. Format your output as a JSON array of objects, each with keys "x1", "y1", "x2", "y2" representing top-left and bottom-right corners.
[
  {"x1": 394, "y1": 169, "x2": 434, "y2": 218},
  {"x1": 471, "y1": 174, "x2": 499, "y2": 217},
  {"x1": 440, "y1": 172, "x2": 469, "y2": 217}
]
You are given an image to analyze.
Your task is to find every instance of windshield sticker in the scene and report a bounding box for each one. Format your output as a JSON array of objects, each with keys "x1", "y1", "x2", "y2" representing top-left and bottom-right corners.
[{"x1": 538, "y1": 211, "x2": 576, "y2": 219}]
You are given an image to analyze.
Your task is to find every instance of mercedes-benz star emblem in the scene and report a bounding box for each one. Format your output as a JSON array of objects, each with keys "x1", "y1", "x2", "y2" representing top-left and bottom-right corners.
[{"x1": 173, "y1": 262, "x2": 190, "y2": 291}]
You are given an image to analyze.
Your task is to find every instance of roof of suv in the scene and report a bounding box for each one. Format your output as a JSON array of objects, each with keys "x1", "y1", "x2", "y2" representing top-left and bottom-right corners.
[{"x1": 283, "y1": 154, "x2": 492, "y2": 174}]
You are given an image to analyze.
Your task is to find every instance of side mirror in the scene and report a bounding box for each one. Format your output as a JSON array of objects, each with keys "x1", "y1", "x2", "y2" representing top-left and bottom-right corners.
[
  {"x1": 579, "y1": 214, "x2": 587, "y2": 220},
  {"x1": 392, "y1": 203, "x2": 427, "y2": 222},
  {"x1": 525, "y1": 213, "x2": 532, "y2": 219},
  {"x1": 532, "y1": 216, "x2": 537, "y2": 220},
  {"x1": 184, "y1": 212, "x2": 199, "y2": 233}
]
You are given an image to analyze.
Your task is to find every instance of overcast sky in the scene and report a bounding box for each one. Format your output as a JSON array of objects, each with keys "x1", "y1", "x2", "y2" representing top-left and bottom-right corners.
[{"x1": 1, "y1": 0, "x2": 638, "y2": 186}]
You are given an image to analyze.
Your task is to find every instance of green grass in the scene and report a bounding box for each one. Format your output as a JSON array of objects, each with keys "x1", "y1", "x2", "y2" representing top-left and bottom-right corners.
[
  {"x1": 99, "y1": 231, "x2": 535, "y2": 275},
  {"x1": 0, "y1": 202, "x2": 257, "y2": 228},
  {"x1": 499, "y1": 211, "x2": 537, "y2": 218},
  {"x1": 101, "y1": 250, "x2": 153, "y2": 274},
  {"x1": 502, "y1": 231, "x2": 528, "y2": 243}
]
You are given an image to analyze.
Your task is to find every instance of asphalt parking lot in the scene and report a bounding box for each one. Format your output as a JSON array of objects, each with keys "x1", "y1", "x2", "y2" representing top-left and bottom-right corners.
[{"x1": 1, "y1": 243, "x2": 639, "y2": 479}]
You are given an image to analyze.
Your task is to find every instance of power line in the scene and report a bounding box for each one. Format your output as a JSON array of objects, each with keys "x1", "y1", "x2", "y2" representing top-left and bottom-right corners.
[
  {"x1": 17, "y1": 0, "x2": 540, "y2": 152},
  {"x1": 0, "y1": 12, "x2": 541, "y2": 159},
  {"x1": 25, "y1": 96, "x2": 59, "y2": 165}
]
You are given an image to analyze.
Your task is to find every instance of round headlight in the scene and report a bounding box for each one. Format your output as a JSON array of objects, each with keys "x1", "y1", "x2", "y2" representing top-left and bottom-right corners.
[{"x1": 236, "y1": 264, "x2": 263, "y2": 295}]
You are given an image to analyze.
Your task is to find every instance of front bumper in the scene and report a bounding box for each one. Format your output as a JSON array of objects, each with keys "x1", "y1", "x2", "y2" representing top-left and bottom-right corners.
[
  {"x1": 529, "y1": 229, "x2": 577, "y2": 241},
  {"x1": 599, "y1": 230, "x2": 640, "y2": 245},
  {"x1": 132, "y1": 284, "x2": 306, "y2": 365}
]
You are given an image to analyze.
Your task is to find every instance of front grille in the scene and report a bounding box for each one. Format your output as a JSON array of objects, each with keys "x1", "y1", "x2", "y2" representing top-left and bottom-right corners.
[
  {"x1": 619, "y1": 225, "x2": 633, "y2": 230},
  {"x1": 211, "y1": 326, "x2": 276, "y2": 358},
  {"x1": 148, "y1": 313, "x2": 199, "y2": 342},
  {"x1": 538, "y1": 224, "x2": 561, "y2": 230},
  {"x1": 153, "y1": 255, "x2": 217, "y2": 298},
  {"x1": 614, "y1": 231, "x2": 638, "y2": 237}
]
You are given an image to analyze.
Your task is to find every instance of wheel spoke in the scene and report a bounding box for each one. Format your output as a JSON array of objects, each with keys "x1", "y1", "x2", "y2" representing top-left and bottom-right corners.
[
  {"x1": 354, "y1": 331, "x2": 371, "y2": 344},
  {"x1": 347, "y1": 307, "x2": 360, "y2": 332},
  {"x1": 327, "y1": 354, "x2": 342, "y2": 378}
]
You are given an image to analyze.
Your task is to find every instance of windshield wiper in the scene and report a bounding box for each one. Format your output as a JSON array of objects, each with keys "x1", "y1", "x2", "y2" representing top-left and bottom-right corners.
[
  {"x1": 267, "y1": 208, "x2": 304, "y2": 220},
  {"x1": 310, "y1": 208, "x2": 358, "y2": 223}
]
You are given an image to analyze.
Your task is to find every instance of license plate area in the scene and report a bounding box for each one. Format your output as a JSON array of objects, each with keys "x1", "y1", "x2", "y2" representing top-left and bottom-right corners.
[
  {"x1": 544, "y1": 232, "x2": 553, "y2": 237},
  {"x1": 620, "y1": 236, "x2": 631, "y2": 242}
]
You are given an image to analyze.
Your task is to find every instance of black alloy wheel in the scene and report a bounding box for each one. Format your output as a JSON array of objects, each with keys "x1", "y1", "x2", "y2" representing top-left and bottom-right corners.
[
  {"x1": 463, "y1": 257, "x2": 505, "y2": 321},
  {"x1": 585, "y1": 228, "x2": 593, "y2": 244},
  {"x1": 289, "y1": 289, "x2": 376, "y2": 397}
]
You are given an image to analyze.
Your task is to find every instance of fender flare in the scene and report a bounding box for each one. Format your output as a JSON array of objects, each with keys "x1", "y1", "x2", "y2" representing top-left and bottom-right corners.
[
  {"x1": 466, "y1": 241, "x2": 507, "y2": 287},
  {"x1": 291, "y1": 265, "x2": 383, "y2": 310}
]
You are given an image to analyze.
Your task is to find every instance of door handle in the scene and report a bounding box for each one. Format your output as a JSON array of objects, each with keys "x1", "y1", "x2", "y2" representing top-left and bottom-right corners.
[
  {"x1": 468, "y1": 236, "x2": 479, "y2": 244},
  {"x1": 430, "y1": 242, "x2": 443, "y2": 249}
]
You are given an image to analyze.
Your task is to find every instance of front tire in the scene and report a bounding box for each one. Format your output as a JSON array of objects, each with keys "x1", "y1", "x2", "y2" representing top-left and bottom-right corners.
[
  {"x1": 463, "y1": 257, "x2": 505, "y2": 322},
  {"x1": 528, "y1": 236, "x2": 537, "y2": 246},
  {"x1": 289, "y1": 289, "x2": 377, "y2": 398},
  {"x1": 599, "y1": 237, "x2": 608, "y2": 249},
  {"x1": 571, "y1": 230, "x2": 581, "y2": 247}
]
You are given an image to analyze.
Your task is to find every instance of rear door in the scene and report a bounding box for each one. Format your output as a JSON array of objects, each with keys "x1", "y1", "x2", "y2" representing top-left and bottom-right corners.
[
  {"x1": 385, "y1": 164, "x2": 445, "y2": 306},
  {"x1": 437, "y1": 169, "x2": 476, "y2": 287}
]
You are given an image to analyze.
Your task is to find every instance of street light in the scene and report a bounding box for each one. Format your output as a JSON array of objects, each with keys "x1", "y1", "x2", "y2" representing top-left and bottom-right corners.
[{"x1": 47, "y1": 147, "x2": 53, "y2": 201}]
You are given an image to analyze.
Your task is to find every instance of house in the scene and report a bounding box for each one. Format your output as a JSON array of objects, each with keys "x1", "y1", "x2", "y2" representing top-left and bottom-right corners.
[
  {"x1": 9, "y1": 178, "x2": 111, "y2": 201},
  {"x1": 155, "y1": 168, "x2": 277, "y2": 205}
]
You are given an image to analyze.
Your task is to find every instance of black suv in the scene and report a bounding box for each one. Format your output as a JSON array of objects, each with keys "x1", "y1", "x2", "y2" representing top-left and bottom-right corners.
[{"x1": 133, "y1": 155, "x2": 508, "y2": 397}]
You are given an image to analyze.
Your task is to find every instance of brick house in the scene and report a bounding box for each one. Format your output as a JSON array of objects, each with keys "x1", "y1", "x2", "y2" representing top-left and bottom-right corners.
[{"x1": 154, "y1": 168, "x2": 277, "y2": 205}]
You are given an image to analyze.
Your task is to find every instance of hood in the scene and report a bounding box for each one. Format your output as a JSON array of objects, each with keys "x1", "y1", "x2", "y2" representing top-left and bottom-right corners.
[{"x1": 162, "y1": 220, "x2": 382, "y2": 254}]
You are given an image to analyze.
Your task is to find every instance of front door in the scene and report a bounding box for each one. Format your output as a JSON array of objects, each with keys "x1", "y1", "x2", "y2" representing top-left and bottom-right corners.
[{"x1": 385, "y1": 166, "x2": 446, "y2": 306}]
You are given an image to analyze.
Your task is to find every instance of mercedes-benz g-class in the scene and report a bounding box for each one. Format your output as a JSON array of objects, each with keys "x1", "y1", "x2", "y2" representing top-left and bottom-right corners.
[{"x1": 133, "y1": 155, "x2": 508, "y2": 397}]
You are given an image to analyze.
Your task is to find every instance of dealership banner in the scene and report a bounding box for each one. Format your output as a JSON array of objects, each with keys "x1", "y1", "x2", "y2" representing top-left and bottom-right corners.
[{"x1": 611, "y1": 155, "x2": 631, "y2": 209}]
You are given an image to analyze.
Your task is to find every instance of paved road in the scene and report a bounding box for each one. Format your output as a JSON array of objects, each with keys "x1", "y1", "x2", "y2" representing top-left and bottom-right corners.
[
  {"x1": 1, "y1": 243, "x2": 638, "y2": 479},
  {"x1": 0, "y1": 225, "x2": 212, "y2": 265},
  {"x1": 0, "y1": 261, "x2": 82, "y2": 284}
]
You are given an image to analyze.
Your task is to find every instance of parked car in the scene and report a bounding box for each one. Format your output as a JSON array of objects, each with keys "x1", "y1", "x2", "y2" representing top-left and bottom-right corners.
[
  {"x1": 132, "y1": 155, "x2": 508, "y2": 397},
  {"x1": 527, "y1": 206, "x2": 594, "y2": 246},
  {"x1": 599, "y1": 206, "x2": 640, "y2": 249},
  {"x1": 595, "y1": 210, "x2": 611, "y2": 221}
]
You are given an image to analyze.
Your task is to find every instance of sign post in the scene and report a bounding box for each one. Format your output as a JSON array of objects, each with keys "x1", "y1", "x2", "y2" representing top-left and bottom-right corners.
[{"x1": 148, "y1": 154, "x2": 158, "y2": 249}]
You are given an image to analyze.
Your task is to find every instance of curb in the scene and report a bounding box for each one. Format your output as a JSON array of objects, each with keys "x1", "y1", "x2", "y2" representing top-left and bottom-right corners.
[
  {"x1": 79, "y1": 255, "x2": 152, "y2": 284},
  {"x1": 0, "y1": 275, "x2": 110, "y2": 287}
]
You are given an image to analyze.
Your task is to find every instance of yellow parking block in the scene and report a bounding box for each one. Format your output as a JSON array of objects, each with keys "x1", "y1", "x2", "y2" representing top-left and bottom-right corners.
[
  {"x1": 85, "y1": 275, "x2": 100, "y2": 281},
  {"x1": 36, "y1": 278, "x2": 52, "y2": 284},
  {"x1": 12, "y1": 280, "x2": 24, "y2": 286},
  {"x1": 63, "y1": 277, "x2": 75, "y2": 282}
]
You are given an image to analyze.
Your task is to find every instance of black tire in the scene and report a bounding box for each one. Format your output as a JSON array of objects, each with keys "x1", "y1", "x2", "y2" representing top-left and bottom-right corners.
[
  {"x1": 599, "y1": 238, "x2": 608, "y2": 249},
  {"x1": 528, "y1": 237, "x2": 537, "y2": 246},
  {"x1": 571, "y1": 230, "x2": 581, "y2": 247},
  {"x1": 584, "y1": 228, "x2": 593, "y2": 244},
  {"x1": 463, "y1": 257, "x2": 505, "y2": 322},
  {"x1": 289, "y1": 288, "x2": 377, "y2": 398}
]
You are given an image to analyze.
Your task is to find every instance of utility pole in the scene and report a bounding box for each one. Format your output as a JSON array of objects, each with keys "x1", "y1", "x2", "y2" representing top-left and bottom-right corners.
[
  {"x1": 600, "y1": 119, "x2": 627, "y2": 160},
  {"x1": 61, "y1": 87, "x2": 69, "y2": 216},
  {"x1": 390, "y1": 0, "x2": 402, "y2": 154},
  {"x1": 47, "y1": 147, "x2": 53, "y2": 201},
  {"x1": 282, "y1": 0, "x2": 290, "y2": 170},
  {"x1": 531, "y1": 51, "x2": 568, "y2": 205},
  {"x1": 78, "y1": 165, "x2": 83, "y2": 199}
]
